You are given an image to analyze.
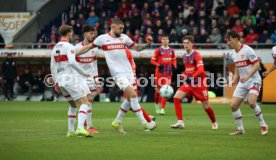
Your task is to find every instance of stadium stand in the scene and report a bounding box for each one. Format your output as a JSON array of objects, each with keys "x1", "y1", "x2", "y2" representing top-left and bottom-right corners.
[{"x1": 37, "y1": 0, "x2": 276, "y2": 47}]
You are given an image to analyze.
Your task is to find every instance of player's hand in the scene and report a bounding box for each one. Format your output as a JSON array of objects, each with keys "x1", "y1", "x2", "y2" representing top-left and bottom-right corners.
[
  {"x1": 96, "y1": 84, "x2": 103, "y2": 94},
  {"x1": 240, "y1": 75, "x2": 249, "y2": 83},
  {"x1": 54, "y1": 84, "x2": 60, "y2": 94},
  {"x1": 158, "y1": 64, "x2": 164, "y2": 72},
  {"x1": 262, "y1": 71, "x2": 269, "y2": 77},
  {"x1": 146, "y1": 36, "x2": 153, "y2": 45}
]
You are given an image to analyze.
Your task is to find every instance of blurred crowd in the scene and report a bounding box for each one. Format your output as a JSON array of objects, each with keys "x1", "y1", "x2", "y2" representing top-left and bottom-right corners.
[{"x1": 37, "y1": 0, "x2": 276, "y2": 47}]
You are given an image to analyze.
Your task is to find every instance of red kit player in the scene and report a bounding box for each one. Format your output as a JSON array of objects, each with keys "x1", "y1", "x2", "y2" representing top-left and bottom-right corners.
[
  {"x1": 151, "y1": 35, "x2": 176, "y2": 115},
  {"x1": 170, "y1": 36, "x2": 218, "y2": 130}
]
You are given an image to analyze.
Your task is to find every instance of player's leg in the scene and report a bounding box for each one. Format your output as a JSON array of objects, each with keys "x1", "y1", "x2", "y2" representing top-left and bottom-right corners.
[
  {"x1": 247, "y1": 92, "x2": 268, "y2": 135},
  {"x1": 154, "y1": 82, "x2": 161, "y2": 114},
  {"x1": 201, "y1": 101, "x2": 218, "y2": 129},
  {"x1": 86, "y1": 92, "x2": 99, "y2": 134},
  {"x1": 112, "y1": 98, "x2": 131, "y2": 134},
  {"x1": 171, "y1": 85, "x2": 189, "y2": 128},
  {"x1": 160, "y1": 77, "x2": 171, "y2": 115},
  {"x1": 193, "y1": 87, "x2": 218, "y2": 129},
  {"x1": 229, "y1": 96, "x2": 244, "y2": 135},
  {"x1": 125, "y1": 86, "x2": 156, "y2": 130},
  {"x1": 75, "y1": 96, "x2": 93, "y2": 137},
  {"x1": 67, "y1": 100, "x2": 77, "y2": 137},
  {"x1": 59, "y1": 86, "x2": 78, "y2": 137}
]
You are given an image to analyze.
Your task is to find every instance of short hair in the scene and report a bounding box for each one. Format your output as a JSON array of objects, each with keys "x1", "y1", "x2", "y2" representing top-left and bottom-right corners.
[
  {"x1": 182, "y1": 35, "x2": 194, "y2": 43},
  {"x1": 59, "y1": 25, "x2": 73, "y2": 36},
  {"x1": 112, "y1": 18, "x2": 124, "y2": 25},
  {"x1": 227, "y1": 30, "x2": 240, "y2": 40},
  {"x1": 82, "y1": 25, "x2": 95, "y2": 33},
  {"x1": 161, "y1": 34, "x2": 169, "y2": 38}
]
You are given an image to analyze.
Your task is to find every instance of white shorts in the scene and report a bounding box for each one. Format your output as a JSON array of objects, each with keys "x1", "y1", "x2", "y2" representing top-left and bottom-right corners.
[
  {"x1": 59, "y1": 77, "x2": 90, "y2": 101},
  {"x1": 113, "y1": 73, "x2": 137, "y2": 91},
  {"x1": 233, "y1": 80, "x2": 262, "y2": 99}
]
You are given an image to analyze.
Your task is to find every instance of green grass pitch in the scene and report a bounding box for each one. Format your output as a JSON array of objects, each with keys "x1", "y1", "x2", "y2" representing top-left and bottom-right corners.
[{"x1": 0, "y1": 101, "x2": 275, "y2": 160}]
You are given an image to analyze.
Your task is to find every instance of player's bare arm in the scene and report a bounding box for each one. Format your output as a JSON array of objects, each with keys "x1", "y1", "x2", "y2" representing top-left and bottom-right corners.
[
  {"x1": 131, "y1": 36, "x2": 153, "y2": 51},
  {"x1": 75, "y1": 43, "x2": 96, "y2": 56},
  {"x1": 240, "y1": 61, "x2": 260, "y2": 83},
  {"x1": 263, "y1": 58, "x2": 276, "y2": 77},
  {"x1": 233, "y1": 67, "x2": 240, "y2": 84}
]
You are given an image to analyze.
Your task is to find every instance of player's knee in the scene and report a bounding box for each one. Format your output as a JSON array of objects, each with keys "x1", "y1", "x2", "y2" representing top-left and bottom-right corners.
[
  {"x1": 87, "y1": 94, "x2": 93, "y2": 103},
  {"x1": 247, "y1": 99, "x2": 256, "y2": 108},
  {"x1": 201, "y1": 101, "x2": 209, "y2": 109},
  {"x1": 230, "y1": 102, "x2": 239, "y2": 111}
]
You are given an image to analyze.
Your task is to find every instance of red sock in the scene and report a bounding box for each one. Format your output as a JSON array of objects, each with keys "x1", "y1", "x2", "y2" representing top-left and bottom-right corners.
[
  {"x1": 141, "y1": 107, "x2": 152, "y2": 123},
  {"x1": 161, "y1": 97, "x2": 167, "y2": 109},
  {"x1": 154, "y1": 91, "x2": 160, "y2": 105},
  {"x1": 174, "y1": 98, "x2": 183, "y2": 120},
  {"x1": 205, "y1": 107, "x2": 216, "y2": 123}
]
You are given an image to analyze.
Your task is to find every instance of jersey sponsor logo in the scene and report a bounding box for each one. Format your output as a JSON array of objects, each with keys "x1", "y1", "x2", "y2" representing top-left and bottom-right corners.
[
  {"x1": 235, "y1": 60, "x2": 251, "y2": 67},
  {"x1": 102, "y1": 43, "x2": 126, "y2": 50},
  {"x1": 186, "y1": 67, "x2": 195, "y2": 72},
  {"x1": 162, "y1": 57, "x2": 173, "y2": 61},
  {"x1": 71, "y1": 50, "x2": 75, "y2": 54},
  {"x1": 76, "y1": 56, "x2": 97, "y2": 63}
]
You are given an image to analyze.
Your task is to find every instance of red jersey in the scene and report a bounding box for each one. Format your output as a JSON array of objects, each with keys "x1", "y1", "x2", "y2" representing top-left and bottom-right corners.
[
  {"x1": 151, "y1": 46, "x2": 176, "y2": 76},
  {"x1": 182, "y1": 50, "x2": 206, "y2": 78}
]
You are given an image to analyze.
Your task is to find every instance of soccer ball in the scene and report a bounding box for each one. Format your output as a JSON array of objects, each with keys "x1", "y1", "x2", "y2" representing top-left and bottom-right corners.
[{"x1": 160, "y1": 85, "x2": 174, "y2": 98}]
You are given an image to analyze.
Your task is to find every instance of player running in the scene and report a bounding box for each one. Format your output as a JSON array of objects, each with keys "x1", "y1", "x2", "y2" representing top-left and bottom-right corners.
[
  {"x1": 227, "y1": 31, "x2": 268, "y2": 135},
  {"x1": 170, "y1": 35, "x2": 218, "y2": 130},
  {"x1": 90, "y1": 19, "x2": 156, "y2": 133},
  {"x1": 50, "y1": 25, "x2": 93, "y2": 137},
  {"x1": 262, "y1": 46, "x2": 276, "y2": 77},
  {"x1": 151, "y1": 35, "x2": 176, "y2": 115},
  {"x1": 75, "y1": 26, "x2": 101, "y2": 134}
]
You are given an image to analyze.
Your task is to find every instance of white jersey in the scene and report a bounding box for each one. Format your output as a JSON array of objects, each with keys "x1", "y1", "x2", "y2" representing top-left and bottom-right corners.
[
  {"x1": 75, "y1": 41, "x2": 99, "y2": 80},
  {"x1": 50, "y1": 40, "x2": 87, "y2": 85},
  {"x1": 230, "y1": 44, "x2": 261, "y2": 81},
  {"x1": 92, "y1": 33, "x2": 135, "y2": 76},
  {"x1": 272, "y1": 46, "x2": 276, "y2": 58}
]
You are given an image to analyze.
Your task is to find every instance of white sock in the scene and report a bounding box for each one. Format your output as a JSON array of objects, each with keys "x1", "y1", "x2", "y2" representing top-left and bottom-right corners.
[
  {"x1": 77, "y1": 104, "x2": 88, "y2": 130},
  {"x1": 130, "y1": 97, "x2": 147, "y2": 124},
  {"x1": 253, "y1": 105, "x2": 266, "y2": 126},
  {"x1": 86, "y1": 104, "x2": 93, "y2": 129},
  {"x1": 232, "y1": 109, "x2": 244, "y2": 130},
  {"x1": 115, "y1": 99, "x2": 131, "y2": 123},
  {"x1": 68, "y1": 106, "x2": 77, "y2": 133}
]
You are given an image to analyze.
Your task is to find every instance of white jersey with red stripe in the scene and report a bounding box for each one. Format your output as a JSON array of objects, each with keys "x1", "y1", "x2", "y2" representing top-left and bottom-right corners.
[
  {"x1": 50, "y1": 40, "x2": 87, "y2": 84},
  {"x1": 230, "y1": 44, "x2": 261, "y2": 81},
  {"x1": 50, "y1": 40, "x2": 90, "y2": 100},
  {"x1": 272, "y1": 46, "x2": 276, "y2": 58},
  {"x1": 75, "y1": 41, "x2": 99, "y2": 80},
  {"x1": 92, "y1": 33, "x2": 135, "y2": 77}
]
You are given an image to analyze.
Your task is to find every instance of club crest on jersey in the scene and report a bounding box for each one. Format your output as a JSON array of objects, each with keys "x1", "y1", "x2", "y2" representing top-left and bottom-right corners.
[
  {"x1": 71, "y1": 50, "x2": 75, "y2": 54},
  {"x1": 241, "y1": 54, "x2": 245, "y2": 59}
]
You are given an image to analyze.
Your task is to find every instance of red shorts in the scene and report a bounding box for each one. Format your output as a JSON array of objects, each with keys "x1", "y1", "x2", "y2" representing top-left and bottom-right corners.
[
  {"x1": 178, "y1": 84, "x2": 208, "y2": 102},
  {"x1": 155, "y1": 76, "x2": 171, "y2": 89}
]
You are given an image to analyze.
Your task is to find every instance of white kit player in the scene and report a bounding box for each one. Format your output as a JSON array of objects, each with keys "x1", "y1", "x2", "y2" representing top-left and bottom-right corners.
[
  {"x1": 90, "y1": 19, "x2": 156, "y2": 133},
  {"x1": 263, "y1": 46, "x2": 276, "y2": 77},
  {"x1": 227, "y1": 31, "x2": 268, "y2": 136},
  {"x1": 50, "y1": 25, "x2": 93, "y2": 137},
  {"x1": 75, "y1": 26, "x2": 101, "y2": 134}
]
